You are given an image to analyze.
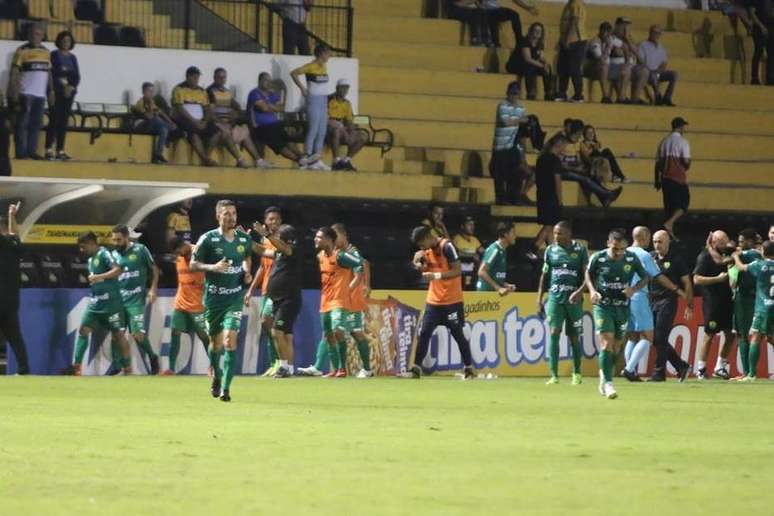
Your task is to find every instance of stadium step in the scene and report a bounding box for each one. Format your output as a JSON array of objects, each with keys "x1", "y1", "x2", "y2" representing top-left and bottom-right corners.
[{"x1": 385, "y1": 159, "x2": 444, "y2": 175}]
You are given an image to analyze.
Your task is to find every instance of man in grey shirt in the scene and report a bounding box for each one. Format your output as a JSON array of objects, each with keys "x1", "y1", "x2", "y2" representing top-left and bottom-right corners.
[
  {"x1": 637, "y1": 25, "x2": 678, "y2": 106},
  {"x1": 280, "y1": 0, "x2": 312, "y2": 55}
]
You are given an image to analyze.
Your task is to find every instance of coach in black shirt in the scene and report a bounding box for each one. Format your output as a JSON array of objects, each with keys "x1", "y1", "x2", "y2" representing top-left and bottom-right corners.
[
  {"x1": 0, "y1": 202, "x2": 29, "y2": 374},
  {"x1": 648, "y1": 230, "x2": 691, "y2": 381}
]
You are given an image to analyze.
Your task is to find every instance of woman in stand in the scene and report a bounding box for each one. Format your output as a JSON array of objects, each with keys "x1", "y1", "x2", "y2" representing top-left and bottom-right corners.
[
  {"x1": 506, "y1": 22, "x2": 554, "y2": 100},
  {"x1": 46, "y1": 31, "x2": 80, "y2": 160},
  {"x1": 291, "y1": 43, "x2": 332, "y2": 170},
  {"x1": 579, "y1": 125, "x2": 627, "y2": 183}
]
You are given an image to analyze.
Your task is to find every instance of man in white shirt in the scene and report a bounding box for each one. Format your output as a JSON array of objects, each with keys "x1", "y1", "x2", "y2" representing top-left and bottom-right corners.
[
  {"x1": 654, "y1": 117, "x2": 691, "y2": 239},
  {"x1": 637, "y1": 25, "x2": 678, "y2": 106}
]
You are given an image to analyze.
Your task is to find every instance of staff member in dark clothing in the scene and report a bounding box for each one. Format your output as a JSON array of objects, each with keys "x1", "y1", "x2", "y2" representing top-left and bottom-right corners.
[
  {"x1": 0, "y1": 202, "x2": 30, "y2": 374},
  {"x1": 45, "y1": 31, "x2": 80, "y2": 161},
  {"x1": 648, "y1": 229, "x2": 692, "y2": 382},
  {"x1": 531, "y1": 135, "x2": 566, "y2": 260}
]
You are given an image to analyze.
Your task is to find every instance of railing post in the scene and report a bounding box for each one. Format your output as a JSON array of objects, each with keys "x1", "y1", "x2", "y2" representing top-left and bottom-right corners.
[
  {"x1": 346, "y1": 6, "x2": 353, "y2": 57},
  {"x1": 184, "y1": 0, "x2": 191, "y2": 49},
  {"x1": 255, "y1": 0, "x2": 261, "y2": 47},
  {"x1": 267, "y1": 5, "x2": 274, "y2": 54}
]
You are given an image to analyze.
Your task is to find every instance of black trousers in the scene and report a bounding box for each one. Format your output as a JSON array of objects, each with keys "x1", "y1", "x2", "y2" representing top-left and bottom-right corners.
[
  {"x1": 0, "y1": 307, "x2": 29, "y2": 374},
  {"x1": 415, "y1": 302, "x2": 473, "y2": 368},
  {"x1": 0, "y1": 110, "x2": 11, "y2": 176},
  {"x1": 561, "y1": 170, "x2": 611, "y2": 204},
  {"x1": 592, "y1": 148, "x2": 625, "y2": 180},
  {"x1": 557, "y1": 41, "x2": 587, "y2": 98},
  {"x1": 282, "y1": 18, "x2": 310, "y2": 55},
  {"x1": 489, "y1": 147, "x2": 522, "y2": 203},
  {"x1": 448, "y1": 4, "x2": 487, "y2": 41},
  {"x1": 651, "y1": 297, "x2": 686, "y2": 377},
  {"x1": 45, "y1": 93, "x2": 75, "y2": 151},
  {"x1": 485, "y1": 7, "x2": 522, "y2": 46}
]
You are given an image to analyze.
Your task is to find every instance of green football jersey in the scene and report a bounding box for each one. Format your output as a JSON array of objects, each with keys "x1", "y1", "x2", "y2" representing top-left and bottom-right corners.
[
  {"x1": 87, "y1": 247, "x2": 122, "y2": 313},
  {"x1": 736, "y1": 249, "x2": 762, "y2": 299},
  {"x1": 112, "y1": 243, "x2": 155, "y2": 305},
  {"x1": 748, "y1": 258, "x2": 774, "y2": 313},
  {"x1": 587, "y1": 249, "x2": 649, "y2": 307},
  {"x1": 476, "y1": 241, "x2": 507, "y2": 291},
  {"x1": 542, "y1": 240, "x2": 588, "y2": 303},
  {"x1": 193, "y1": 228, "x2": 252, "y2": 309}
]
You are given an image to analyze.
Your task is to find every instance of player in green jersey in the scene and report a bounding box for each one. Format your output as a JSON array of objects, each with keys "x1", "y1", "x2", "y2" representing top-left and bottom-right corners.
[
  {"x1": 536, "y1": 221, "x2": 588, "y2": 386},
  {"x1": 111, "y1": 224, "x2": 160, "y2": 375},
  {"x1": 585, "y1": 229, "x2": 651, "y2": 399},
  {"x1": 71, "y1": 232, "x2": 131, "y2": 376},
  {"x1": 191, "y1": 200, "x2": 259, "y2": 402},
  {"x1": 732, "y1": 240, "x2": 774, "y2": 381},
  {"x1": 476, "y1": 222, "x2": 517, "y2": 294},
  {"x1": 727, "y1": 229, "x2": 763, "y2": 378}
]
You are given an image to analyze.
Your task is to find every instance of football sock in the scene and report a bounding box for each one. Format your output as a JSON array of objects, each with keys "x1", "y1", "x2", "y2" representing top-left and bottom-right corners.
[
  {"x1": 169, "y1": 333, "x2": 180, "y2": 371},
  {"x1": 599, "y1": 350, "x2": 613, "y2": 382},
  {"x1": 136, "y1": 335, "x2": 157, "y2": 358},
  {"x1": 624, "y1": 340, "x2": 636, "y2": 364},
  {"x1": 738, "y1": 339, "x2": 750, "y2": 375},
  {"x1": 337, "y1": 340, "x2": 348, "y2": 370},
  {"x1": 626, "y1": 339, "x2": 650, "y2": 373},
  {"x1": 328, "y1": 341, "x2": 341, "y2": 370},
  {"x1": 74, "y1": 335, "x2": 88, "y2": 364},
  {"x1": 715, "y1": 356, "x2": 727, "y2": 371},
  {"x1": 569, "y1": 337, "x2": 582, "y2": 374},
  {"x1": 355, "y1": 337, "x2": 371, "y2": 371},
  {"x1": 313, "y1": 338, "x2": 329, "y2": 370},
  {"x1": 548, "y1": 333, "x2": 560, "y2": 377},
  {"x1": 697, "y1": 360, "x2": 706, "y2": 371},
  {"x1": 223, "y1": 350, "x2": 236, "y2": 390},
  {"x1": 208, "y1": 345, "x2": 222, "y2": 379},
  {"x1": 748, "y1": 343, "x2": 760, "y2": 378}
]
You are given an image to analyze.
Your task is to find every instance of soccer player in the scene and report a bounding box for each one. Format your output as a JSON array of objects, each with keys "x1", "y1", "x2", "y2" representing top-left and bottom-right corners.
[
  {"x1": 476, "y1": 222, "x2": 517, "y2": 295},
  {"x1": 190, "y1": 200, "x2": 254, "y2": 401},
  {"x1": 72, "y1": 232, "x2": 131, "y2": 375},
  {"x1": 165, "y1": 237, "x2": 210, "y2": 375},
  {"x1": 244, "y1": 206, "x2": 283, "y2": 377},
  {"x1": 407, "y1": 225, "x2": 475, "y2": 379},
  {"x1": 536, "y1": 221, "x2": 587, "y2": 385},
  {"x1": 111, "y1": 224, "x2": 160, "y2": 375},
  {"x1": 621, "y1": 226, "x2": 684, "y2": 382},
  {"x1": 585, "y1": 229, "x2": 651, "y2": 399},
  {"x1": 693, "y1": 230, "x2": 736, "y2": 380},
  {"x1": 732, "y1": 240, "x2": 774, "y2": 381},
  {"x1": 728, "y1": 228, "x2": 763, "y2": 379}
]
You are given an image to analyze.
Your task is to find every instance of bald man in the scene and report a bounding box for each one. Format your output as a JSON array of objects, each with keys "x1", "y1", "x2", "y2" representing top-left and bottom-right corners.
[
  {"x1": 693, "y1": 230, "x2": 736, "y2": 380},
  {"x1": 621, "y1": 226, "x2": 683, "y2": 381},
  {"x1": 648, "y1": 230, "x2": 692, "y2": 381}
]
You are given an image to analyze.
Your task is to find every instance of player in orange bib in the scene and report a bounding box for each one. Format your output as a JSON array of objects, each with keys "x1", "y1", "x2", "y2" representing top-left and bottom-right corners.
[
  {"x1": 164, "y1": 237, "x2": 210, "y2": 375},
  {"x1": 406, "y1": 225, "x2": 474, "y2": 379}
]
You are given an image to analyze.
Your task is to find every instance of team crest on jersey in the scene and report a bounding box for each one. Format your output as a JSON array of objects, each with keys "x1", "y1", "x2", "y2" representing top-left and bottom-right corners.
[
  {"x1": 664, "y1": 262, "x2": 671, "y2": 269},
  {"x1": 93, "y1": 258, "x2": 100, "y2": 267},
  {"x1": 624, "y1": 264, "x2": 632, "y2": 273},
  {"x1": 709, "y1": 320, "x2": 717, "y2": 329},
  {"x1": 237, "y1": 245, "x2": 245, "y2": 254},
  {"x1": 571, "y1": 253, "x2": 578, "y2": 258},
  {"x1": 128, "y1": 254, "x2": 137, "y2": 262}
]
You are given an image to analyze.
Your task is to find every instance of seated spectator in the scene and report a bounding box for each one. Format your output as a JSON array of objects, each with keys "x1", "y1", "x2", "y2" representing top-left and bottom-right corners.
[
  {"x1": 45, "y1": 30, "x2": 79, "y2": 161},
  {"x1": 171, "y1": 66, "x2": 219, "y2": 167},
  {"x1": 207, "y1": 67, "x2": 259, "y2": 168},
  {"x1": 490, "y1": 81, "x2": 534, "y2": 205},
  {"x1": 585, "y1": 22, "x2": 614, "y2": 103},
  {"x1": 506, "y1": 22, "x2": 554, "y2": 100},
  {"x1": 421, "y1": 203, "x2": 450, "y2": 239},
  {"x1": 482, "y1": 0, "x2": 539, "y2": 47},
  {"x1": 579, "y1": 125, "x2": 627, "y2": 183},
  {"x1": 247, "y1": 72, "x2": 304, "y2": 168},
  {"x1": 453, "y1": 216, "x2": 485, "y2": 289},
  {"x1": 555, "y1": 0, "x2": 587, "y2": 102},
  {"x1": 608, "y1": 17, "x2": 635, "y2": 103},
  {"x1": 636, "y1": 25, "x2": 678, "y2": 106},
  {"x1": 133, "y1": 82, "x2": 178, "y2": 164},
  {"x1": 445, "y1": 0, "x2": 489, "y2": 46},
  {"x1": 612, "y1": 17, "x2": 650, "y2": 105},
  {"x1": 327, "y1": 79, "x2": 367, "y2": 171}
]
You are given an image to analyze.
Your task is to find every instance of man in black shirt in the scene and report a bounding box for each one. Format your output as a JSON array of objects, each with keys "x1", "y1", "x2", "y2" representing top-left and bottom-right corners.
[
  {"x1": 648, "y1": 230, "x2": 692, "y2": 381},
  {"x1": 532, "y1": 135, "x2": 566, "y2": 258},
  {"x1": 693, "y1": 230, "x2": 736, "y2": 380},
  {"x1": 0, "y1": 202, "x2": 29, "y2": 374}
]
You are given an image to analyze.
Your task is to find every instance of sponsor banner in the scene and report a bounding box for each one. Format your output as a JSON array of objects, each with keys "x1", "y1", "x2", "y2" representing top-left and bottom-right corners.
[{"x1": 24, "y1": 225, "x2": 114, "y2": 245}]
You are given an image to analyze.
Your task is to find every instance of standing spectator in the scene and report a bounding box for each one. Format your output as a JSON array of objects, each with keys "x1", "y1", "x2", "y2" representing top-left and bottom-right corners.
[
  {"x1": 206, "y1": 67, "x2": 257, "y2": 168},
  {"x1": 506, "y1": 22, "x2": 554, "y2": 100},
  {"x1": 454, "y1": 216, "x2": 486, "y2": 290},
  {"x1": 580, "y1": 125, "x2": 627, "y2": 183},
  {"x1": 637, "y1": 25, "x2": 679, "y2": 106},
  {"x1": 8, "y1": 23, "x2": 53, "y2": 160},
  {"x1": 0, "y1": 91, "x2": 11, "y2": 175},
  {"x1": 655, "y1": 117, "x2": 691, "y2": 240},
  {"x1": 327, "y1": 78, "x2": 367, "y2": 171},
  {"x1": 481, "y1": 0, "x2": 539, "y2": 47},
  {"x1": 280, "y1": 0, "x2": 312, "y2": 55},
  {"x1": 291, "y1": 43, "x2": 332, "y2": 170},
  {"x1": 532, "y1": 136, "x2": 566, "y2": 257},
  {"x1": 133, "y1": 82, "x2": 177, "y2": 164},
  {"x1": 421, "y1": 203, "x2": 450, "y2": 239},
  {"x1": 0, "y1": 202, "x2": 30, "y2": 374},
  {"x1": 445, "y1": 0, "x2": 489, "y2": 46},
  {"x1": 247, "y1": 72, "x2": 304, "y2": 168},
  {"x1": 747, "y1": 0, "x2": 773, "y2": 85},
  {"x1": 555, "y1": 0, "x2": 587, "y2": 102},
  {"x1": 489, "y1": 81, "x2": 532, "y2": 205},
  {"x1": 585, "y1": 22, "x2": 614, "y2": 103},
  {"x1": 171, "y1": 66, "x2": 218, "y2": 167},
  {"x1": 45, "y1": 31, "x2": 79, "y2": 161},
  {"x1": 166, "y1": 199, "x2": 193, "y2": 243}
]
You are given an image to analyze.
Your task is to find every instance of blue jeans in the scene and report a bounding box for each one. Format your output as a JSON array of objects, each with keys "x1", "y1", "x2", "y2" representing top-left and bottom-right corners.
[
  {"x1": 648, "y1": 70, "x2": 678, "y2": 101},
  {"x1": 305, "y1": 94, "x2": 328, "y2": 157},
  {"x1": 137, "y1": 116, "x2": 172, "y2": 157},
  {"x1": 14, "y1": 94, "x2": 45, "y2": 158}
]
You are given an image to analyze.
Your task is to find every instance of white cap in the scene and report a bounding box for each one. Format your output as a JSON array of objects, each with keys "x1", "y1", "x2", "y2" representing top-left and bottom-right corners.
[
  {"x1": 128, "y1": 227, "x2": 143, "y2": 240},
  {"x1": 336, "y1": 78, "x2": 350, "y2": 87}
]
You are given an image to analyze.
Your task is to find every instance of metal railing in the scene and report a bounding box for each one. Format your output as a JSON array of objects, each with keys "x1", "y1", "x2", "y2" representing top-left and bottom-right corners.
[{"x1": 258, "y1": 1, "x2": 353, "y2": 56}]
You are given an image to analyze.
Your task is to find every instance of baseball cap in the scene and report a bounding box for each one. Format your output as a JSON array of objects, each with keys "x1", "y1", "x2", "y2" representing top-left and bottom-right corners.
[
  {"x1": 463, "y1": 216, "x2": 475, "y2": 224},
  {"x1": 506, "y1": 81, "x2": 520, "y2": 96},
  {"x1": 671, "y1": 117, "x2": 688, "y2": 129},
  {"x1": 615, "y1": 16, "x2": 632, "y2": 25},
  {"x1": 336, "y1": 78, "x2": 350, "y2": 87},
  {"x1": 186, "y1": 65, "x2": 201, "y2": 76}
]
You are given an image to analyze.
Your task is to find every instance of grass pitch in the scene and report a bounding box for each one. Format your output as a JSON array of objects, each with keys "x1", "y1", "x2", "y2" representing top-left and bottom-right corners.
[{"x1": 1, "y1": 375, "x2": 773, "y2": 515}]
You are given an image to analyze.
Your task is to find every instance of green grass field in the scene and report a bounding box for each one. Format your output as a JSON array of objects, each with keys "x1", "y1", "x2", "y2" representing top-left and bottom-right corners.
[{"x1": 2, "y1": 375, "x2": 774, "y2": 515}]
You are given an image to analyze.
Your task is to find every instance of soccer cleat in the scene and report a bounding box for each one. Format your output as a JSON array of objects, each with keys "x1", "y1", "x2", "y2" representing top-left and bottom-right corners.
[
  {"x1": 598, "y1": 370, "x2": 605, "y2": 396},
  {"x1": 603, "y1": 382, "x2": 618, "y2": 399},
  {"x1": 463, "y1": 366, "x2": 476, "y2": 380},
  {"x1": 297, "y1": 365, "x2": 323, "y2": 376},
  {"x1": 571, "y1": 373, "x2": 583, "y2": 385},
  {"x1": 161, "y1": 369, "x2": 175, "y2": 376},
  {"x1": 322, "y1": 370, "x2": 338, "y2": 378},
  {"x1": 696, "y1": 368, "x2": 707, "y2": 381},
  {"x1": 738, "y1": 376, "x2": 756, "y2": 383},
  {"x1": 210, "y1": 377, "x2": 221, "y2": 398},
  {"x1": 409, "y1": 365, "x2": 422, "y2": 379},
  {"x1": 73, "y1": 363, "x2": 82, "y2": 376},
  {"x1": 622, "y1": 369, "x2": 642, "y2": 382},
  {"x1": 149, "y1": 355, "x2": 160, "y2": 375},
  {"x1": 730, "y1": 375, "x2": 747, "y2": 382},
  {"x1": 714, "y1": 368, "x2": 730, "y2": 380},
  {"x1": 121, "y1": 367, "x2": 132, "y2": 375},
  {"x1": 273, "y1": 366, "x2": 292, "y2": 378},
  {"x1": 677, "y1": 364, "x2": 690, "y2": 383},
  {"x1": 334, "y1": 368, "x2": 347, "y2": 378},
  {"x1": 219, "y1": 389, "x2": 231, "y2": 402},
  {"x1": 105, "y1": 363, "x2": 122, "y2": 376},
  {"x1": 356, "y1": 369, "x2": 374, "y2": 378},
  {"x1": 545, "y1": 376, "x2": 559, "y2": 385}
]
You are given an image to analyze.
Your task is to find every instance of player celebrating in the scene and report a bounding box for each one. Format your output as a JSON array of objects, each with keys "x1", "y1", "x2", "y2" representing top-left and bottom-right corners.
[
  {"x1": 732, "y1": 240, "x2": 774, "y2": 381},
  {"x1": 72, "y1": 232, "x2": 131, "y2": 375},
  {"x1": 585, "y1": 229, "x2": 651, "y2": 399},
  {"x1": 407, "y1": 225, "x2": 475, "y2": 379},
  {"x1": 165, "y1": 237, "x2": 210, "y2": 375},
  {"x1": 111, "y1": 224, "x2": 160, "y2": 375},
  {"x1": 476, "y1": 222, "x2": 517, "y2": 295},
  {"x1": 536, "y1": 221, "x2": 587, "y2": 385},
  {"x1": 190, "y1": 200, "x2": 254, "y2": 402},
  {"x1": 728, "y1": 229, "x2": 762, "y2": 379}
]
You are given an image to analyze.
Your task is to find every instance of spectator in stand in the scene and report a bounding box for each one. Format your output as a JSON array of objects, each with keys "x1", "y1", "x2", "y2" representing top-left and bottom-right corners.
[
  {"x1": 446, "y1": 0, "x2": 489, "y2": 46},
  {"x1": 166, "y1": 199, "x2": 193, "y2": 243},
  {"x1": 247, "y1": 72, "x2": 304, "y2": 168},
  {"x1": 0, "y1": 91, "x2": 10, "y2": 175},
  {"x1": 637, "y1": 25, "x2": 679, "y2": 106},
  {"x1": 207, "y1": 67, "x2": 259, "y2": 168},
  {"x1": 280, "y1": 0, "x2": 312, "y2": 55},
  {"x1": 555, "y1": 0, "x2": 587, "y2": 102},
  {"x1": 45, "y1": 31, "x2": 79, "y2": 161},
  {"x1": 454, "y1": 216, "x2": 486, "y2": 290},
  {"x1": 421, "y1": 203, "x2": 450, "y2": 239},
  {"x1": 291, "y1": 43, "x2": 333, "y2": 170},
  {"x1": 133, "y1": 82, "x2": 178, "y2": 164},
  {"x1": 327, "y1": 78, "x2": 367, "y2": 171},
  {"x1": 609, "y1": 17, "x2": 636, "y2": 103},
  {"x1": 585, "y1": 22, "x2": 615, "y2": 103},
  {"x1": 655, "y1": 117, "x2": 691, "y2": 241},
  {"x1": 506, "y1": 22, "x2": 554, "y2": 100},
  {"x1": 490, "y1": 81, "x2": 534, "y2": 205},
  {"x1": 171, "y1": 66, "x2": 218, "y2": 167},
  {"x1": 580, "y1": 125, "x2": 628, "y2": 183},
  {"x1": 8, "y1": 23, "x2": 53, "y2": 160},
  {"x1": 745, "y1": 0, "x2": 772, "y2": 85},
  {"x1": 481, "y1": 0, "x2": 539, "y2": 47},
  {"x1": 532, "y1": 136, "x2": 567, "y2": 258},
  {"x1": 611, "y1": 17, "x2": 650, "y2": 105}
]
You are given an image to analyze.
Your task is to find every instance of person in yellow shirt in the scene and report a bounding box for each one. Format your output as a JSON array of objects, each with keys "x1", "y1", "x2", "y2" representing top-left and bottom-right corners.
[
  {"x1": 453, "y1": 216, "x2": 485, "y2": 290},
  {"x1": 556, "y1": 0, "x2": 587, "y2": 102},
  {"x1": 327, "y1": 78, "x2": 367, "y2": 171},
  {"x1": 291, "y1": 43, "x2": 332, "y2": 170},
  {"x1": 171, "y1": 66, "x2": 219, "y2": 167},
  {"x1": 133, "y1": 82, "x2": 178, "y2": 164},
  {"x1": 166, "y1": 199, "x2": 193, "y2": 243}
]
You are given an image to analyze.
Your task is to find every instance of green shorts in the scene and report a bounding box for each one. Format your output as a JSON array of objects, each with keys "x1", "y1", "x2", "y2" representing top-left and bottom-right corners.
[
  {"x1": 545, "y1": 299, "x2": 584, "y2": 337},
  {"x1": 171, "y1": 309, "x2": 206, "y2": 335},
  {"x1": 750, "y1": 308, "x2": 774, "y2": 337},
  {"x1": 593, "y1": 305, "x2": 629, "y2": 339},
  {"x1": 347, "y1": 310, "x2": 364, "y2": 332},
  {"x1": 321, "y1": 308, "x2": 348, "y2": 335},
  {"x1": 260, "y1": 296, "x2": 274, "y2": 319},
  {"x1": 122, "y1": 302, "x2": 147, "y2": 335},
  {"x1": 81, "y1": 308, "x2": 125, "y2": 334},
  {"x1": 205, "y1": 303, "x2": 244, "y2": 337},
  {"x1": 733, "y1": 296, "x2": 755, "y2": 338}
]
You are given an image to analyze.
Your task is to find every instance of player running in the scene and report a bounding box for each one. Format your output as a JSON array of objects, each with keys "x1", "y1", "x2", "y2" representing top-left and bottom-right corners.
[
  {"x1": 728, "y1": 229, "x2": 762, "y2": 379},
  {"x1": 71, "y1": 231, "x2": 131, "y2": 375},
  {"x1": 406, "y1": 225, "x2": 475, "y2": 379},
  {"x1": 732, "y1": 239, "x2": 773, "y2": 381},
  {"x1": 165, "y1": 237, "x2": 210, "y2": 375},
  {"x1": 536, "y1": 221, "x2": 587, "y2": 385},
  {"x1": 190, "y1": 200, "x2": 255, "y2": 402},
  {"x1": 476, "y1": 222, "x2": 517, "y2": 295},
  {"x1": 585, "y1": 229, "x2": 651, "y2": 399},
  {"x1": 111, "y1": 224, "x2": 160, "y2": 375}
]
